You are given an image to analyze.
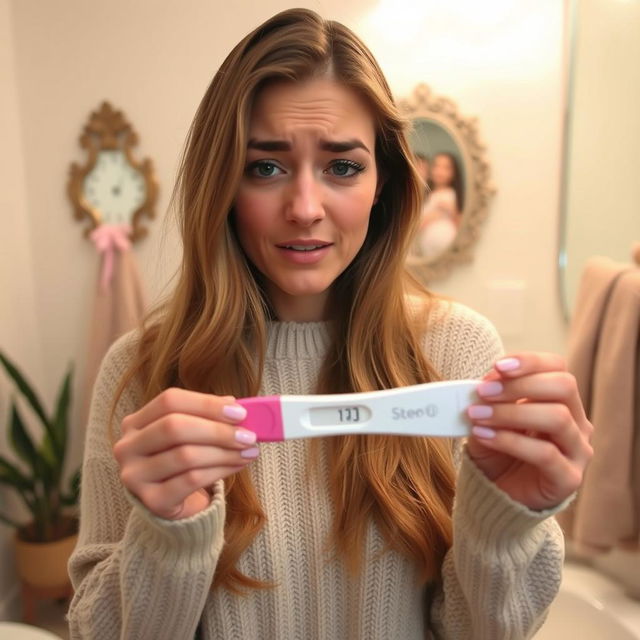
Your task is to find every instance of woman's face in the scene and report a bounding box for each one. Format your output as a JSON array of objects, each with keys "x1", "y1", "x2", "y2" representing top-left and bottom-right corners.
[
  {"x1": 233, "y1": 76, "x2": 382, "y2": 322},
  {"x1": 431, "y1": 154, "x2": 455, "y2": 188}
]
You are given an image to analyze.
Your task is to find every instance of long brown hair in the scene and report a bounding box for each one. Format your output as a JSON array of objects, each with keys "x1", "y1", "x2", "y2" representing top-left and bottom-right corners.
[{"x1": 112, "y1": 8, "x2": 456, "y2": 593}]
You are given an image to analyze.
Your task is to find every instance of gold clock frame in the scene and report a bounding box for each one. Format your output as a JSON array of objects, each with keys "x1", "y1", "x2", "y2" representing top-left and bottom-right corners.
[{"x1": 68, "y1": 101, "x2": 158, "y2": 242}]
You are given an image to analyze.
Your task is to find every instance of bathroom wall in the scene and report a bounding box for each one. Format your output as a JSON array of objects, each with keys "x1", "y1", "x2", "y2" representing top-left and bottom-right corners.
[
  {"x1": 0, "y1": 0, "x2": 46, "y2": 618},
  {"x1": 561, "y1": 0, "x2": 640, "y2": 596},
  {"x1": 562, "y1": 0, "x2": 640, "y2": 314},
  {"x1": 1, "y1": 0, "x2": 569, "y2": 618}
]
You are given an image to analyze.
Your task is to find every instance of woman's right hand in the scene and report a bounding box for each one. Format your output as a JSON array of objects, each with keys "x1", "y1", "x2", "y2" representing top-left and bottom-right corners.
[{"x1": 113, "y1": 388, "x2": 259, "y2": 520}]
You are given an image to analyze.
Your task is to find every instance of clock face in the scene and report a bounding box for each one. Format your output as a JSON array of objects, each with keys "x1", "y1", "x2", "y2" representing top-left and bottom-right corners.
[{"x1": 82, "y1": 150, "x2": 147, "y2": 225}]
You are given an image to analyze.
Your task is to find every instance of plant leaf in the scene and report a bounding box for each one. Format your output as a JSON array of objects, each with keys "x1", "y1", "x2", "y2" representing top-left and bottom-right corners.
[
  {"x1": 0, "y1": 351, "x2": 60, "y2": 457},
  {"x1": 60, "y1": 494, "x2": 77, "y2": 507},
  {"x1": 39, "y1": 432, "x2": 59, "y2": 476},
  {"x1": 51, "y1": 366, "x2": 73, "y2": 464},
  {"x1": 0, "y1": 456, "x2": 34, "y2": 491},
  {"x1": 69, "y1": 467, "x2": 80, "y2": 491},
  {"x1": 60, "y1": 468, "x2": 81, "y2": 507},
  {"x1": 9, "y1": 403, "x2": 54, "y2": 488},
  {"x1": 0, "y1": 482, "x2": 36, "y2": 518},
  {"x1": 8, "y1": 402, "x2": 39, "y2": 473},
  {"x1": 0, "y1": 351, "x2": 49, "y2": 426}
]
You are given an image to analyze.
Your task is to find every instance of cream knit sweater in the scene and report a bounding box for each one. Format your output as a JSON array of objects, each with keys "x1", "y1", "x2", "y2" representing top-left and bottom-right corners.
[{"x1": 67, "y1": 302, "x2": 565, "y2": 639}]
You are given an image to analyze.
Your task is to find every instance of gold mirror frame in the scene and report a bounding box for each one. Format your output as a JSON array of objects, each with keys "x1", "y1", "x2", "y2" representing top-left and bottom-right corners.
[
  {"x1": 68, "y1": 102, "x2": 158, "y2": 242},
  {"x1": 399, "y1": 84, "x2": 495, "y2": 282}
]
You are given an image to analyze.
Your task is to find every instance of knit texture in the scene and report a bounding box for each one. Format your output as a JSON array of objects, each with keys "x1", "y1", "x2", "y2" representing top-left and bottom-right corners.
[{"x1": 67, "y1": 301, "x2": 565, "y2": 639}]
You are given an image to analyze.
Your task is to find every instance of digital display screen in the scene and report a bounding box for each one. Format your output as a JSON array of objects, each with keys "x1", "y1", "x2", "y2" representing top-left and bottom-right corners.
[{"x1": 308, "y1": 405, "x2": 371, "y2": 427}]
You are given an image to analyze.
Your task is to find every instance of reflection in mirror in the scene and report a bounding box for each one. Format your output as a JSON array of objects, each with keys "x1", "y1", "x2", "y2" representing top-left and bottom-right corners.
[
  {"x1": 410, "y1": 119, "x2": 466, "y2": 264},
  {"x1": 399, "y1": 84, "x2": 495, "y2": 283}
]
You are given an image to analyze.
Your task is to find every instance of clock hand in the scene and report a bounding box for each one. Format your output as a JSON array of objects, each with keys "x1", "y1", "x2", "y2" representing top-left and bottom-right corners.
[{"x1": 112, "y1": 169, "x2": 126, "y2": 196}]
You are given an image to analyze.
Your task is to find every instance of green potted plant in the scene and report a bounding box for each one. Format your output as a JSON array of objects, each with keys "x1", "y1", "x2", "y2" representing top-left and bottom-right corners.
[{"x1": 0, "y1": 351, "x2": 80, "y2": 590}]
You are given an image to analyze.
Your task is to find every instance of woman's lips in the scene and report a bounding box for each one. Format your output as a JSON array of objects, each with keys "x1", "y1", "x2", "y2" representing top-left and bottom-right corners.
[{"x1": 275, "y1": 241, "x2": 333, "y2": 264}]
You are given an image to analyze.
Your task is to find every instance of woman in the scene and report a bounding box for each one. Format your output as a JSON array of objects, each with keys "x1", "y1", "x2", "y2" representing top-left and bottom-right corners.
[
  {"x1": 418, "y1": 152, "x2": 464, "y2": 261},
  {"x1": 429, "y1": 152, "x2": 464, "y2": 214},
  {"x1": 67, "y1": 9, "x2": 593, "y2": 639}
]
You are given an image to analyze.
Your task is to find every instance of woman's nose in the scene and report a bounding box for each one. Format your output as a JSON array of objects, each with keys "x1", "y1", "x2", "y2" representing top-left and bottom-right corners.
[{"x1": 285, "y1": 171, "x2": 325, "y2": 226}]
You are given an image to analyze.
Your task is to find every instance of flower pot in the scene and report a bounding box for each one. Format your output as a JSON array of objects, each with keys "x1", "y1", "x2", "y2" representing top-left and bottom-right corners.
[{"x1": 15, "y1": 528, "x2": 78, "y2": 589}]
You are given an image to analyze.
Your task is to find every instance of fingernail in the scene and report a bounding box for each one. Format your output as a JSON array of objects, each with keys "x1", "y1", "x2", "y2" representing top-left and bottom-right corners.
[
  {"x1": 472, "y1": 426, "x2": 496, "y2": 439},
  {"x1": 235, "y1": 428, "x2": 257, "y2": 445},
  {"x1": 477, "y1": 381, "x2": 503, "y2": 396},
  {"x1": 468, "y1": 405, "x2": 493, "y2": 420},
  {"x1": 240, "y1": 446, "x2": 260, "y2": 459},
  {"x1": 223, "y1": 404, "x2": 247, "y2": 421},
  {"x1": 496, "y1": 357, "x2": 521, "y2": 372}
]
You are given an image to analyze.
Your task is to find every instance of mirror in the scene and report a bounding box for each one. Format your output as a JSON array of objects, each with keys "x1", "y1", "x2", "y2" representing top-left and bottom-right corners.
[
  {"x1": 398, "y1": 84, "x2": 495, "y2": 282},
  {"x1": 559, "y1": 0, "x2": 640, "y2": 319}
]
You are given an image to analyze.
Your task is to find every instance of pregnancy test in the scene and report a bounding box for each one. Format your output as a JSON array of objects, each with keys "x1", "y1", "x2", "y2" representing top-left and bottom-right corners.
[{"x1": 236, "y1": 380, "x2": 479, "y2": 442}]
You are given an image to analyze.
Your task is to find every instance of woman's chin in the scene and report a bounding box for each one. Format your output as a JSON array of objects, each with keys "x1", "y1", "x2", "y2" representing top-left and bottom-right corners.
[{"x1": 266, "y1": 280, "x2": 332, "y2": 321}]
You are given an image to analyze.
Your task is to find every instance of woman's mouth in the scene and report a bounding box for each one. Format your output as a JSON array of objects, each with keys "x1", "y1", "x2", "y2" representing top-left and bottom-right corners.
[
  {"x1": 282, "y1": 244, "x2": 327, "y2": 251},
  {"x1": 276, "y1": 240, "x2": 333, "y2": 264}
]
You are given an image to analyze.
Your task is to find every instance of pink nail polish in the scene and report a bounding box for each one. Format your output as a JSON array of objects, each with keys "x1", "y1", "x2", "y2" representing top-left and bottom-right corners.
[
  {"x1": 235, "y1": 429, "x2": 257, "y2": 445},
  {"x1": 496, "y1": 357, "x2": 520, "y2": 372},
  {"x1": 468, "y1": 405, "x2": 493, "y2": 420},
  {"x1": 477, "y1": 381, "x2": 503, "y2": 396},
  {"x1": 223, "y1": 404, "x2": 247, "y2": 421},
  {"x1": 240, "y1": 446, "x2": 260, "y2": 459},
  {"x1": 472, "y1": 426, "x2": 496, "y2": 439}
]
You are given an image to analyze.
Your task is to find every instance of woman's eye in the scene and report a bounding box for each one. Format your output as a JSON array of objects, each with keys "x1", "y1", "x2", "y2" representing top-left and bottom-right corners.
[
  {"x1": 327, "y1": 160, "x2": 365, "y2": 178},
  {"x1": 247, "y1": 161, "x2": 283, "y2": 178}
]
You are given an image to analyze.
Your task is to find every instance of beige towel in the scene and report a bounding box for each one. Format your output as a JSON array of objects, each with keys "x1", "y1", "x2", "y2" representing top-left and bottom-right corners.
[
  {"x1": 570, "y1": 269, "x2": 640, "y2": 551},
  {"x1": 567, "y1": 257, "x2": 631, "y2": 411},
  {"x1": 81, "y1": 250, "x2": 146, "y2": 427},
  {"x1": 626, "y1": 337, "x2": 640, "y2": 549},
  {"x1": 557, "y1": 257, "x2": 631, "y2": 543}
]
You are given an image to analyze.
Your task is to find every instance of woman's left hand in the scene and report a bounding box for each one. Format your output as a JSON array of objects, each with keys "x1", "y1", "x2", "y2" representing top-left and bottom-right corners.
[{"x1": 466, "y1": 352, "x2": 594, "y2": 511}]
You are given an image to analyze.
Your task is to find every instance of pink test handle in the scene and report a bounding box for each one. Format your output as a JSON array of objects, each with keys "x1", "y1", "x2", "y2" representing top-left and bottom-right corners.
[{"x1": 236, "y1": 396, "x2": 285, "y2": 442}]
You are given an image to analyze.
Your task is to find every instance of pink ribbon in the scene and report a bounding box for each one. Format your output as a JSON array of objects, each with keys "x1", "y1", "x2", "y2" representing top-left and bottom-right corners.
[{"x1": 89, "y1": 223, "x2": 133, "y2": 292}]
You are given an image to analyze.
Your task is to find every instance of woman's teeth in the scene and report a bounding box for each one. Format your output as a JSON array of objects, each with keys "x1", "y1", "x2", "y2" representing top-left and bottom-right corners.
[{"x1": 286, "y1": 245, "x2": 324, "y2": 251}]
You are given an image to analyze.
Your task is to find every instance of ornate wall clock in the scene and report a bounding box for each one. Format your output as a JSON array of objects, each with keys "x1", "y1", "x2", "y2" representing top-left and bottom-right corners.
[{"x1": 68, "y1": 101, "x2": 158, "y2": 242}]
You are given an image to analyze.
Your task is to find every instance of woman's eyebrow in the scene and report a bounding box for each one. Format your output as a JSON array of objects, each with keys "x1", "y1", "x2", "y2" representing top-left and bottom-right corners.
[
  {"x1": 320, "y1": 139, "x2": 370, "y2": 154},
  {"x1": 247, "y1": 138, "x2": 370, "y2": 154},
  {"x1": 247, "y1": 139, "x2": 290, "y2": 151}
]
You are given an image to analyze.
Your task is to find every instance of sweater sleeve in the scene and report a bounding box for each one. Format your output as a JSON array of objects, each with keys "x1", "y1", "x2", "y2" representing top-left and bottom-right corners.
[
  {"x1": 425, "y1": 301, "x2": 565, "y2": 639},
  {"x1": 66, "y1": 332, "x2": 227, "y2": 640},
  {"x1": 430, "y1": 452, "x2": 566, "y2": 639}
]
